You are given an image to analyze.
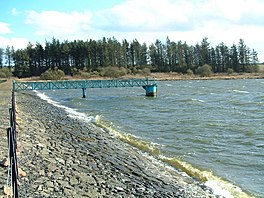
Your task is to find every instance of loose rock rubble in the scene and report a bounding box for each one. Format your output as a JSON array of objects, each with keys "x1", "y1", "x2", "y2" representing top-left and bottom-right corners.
[{"x1": 8, "y1": 92, "x2": 215, "y2": 197}]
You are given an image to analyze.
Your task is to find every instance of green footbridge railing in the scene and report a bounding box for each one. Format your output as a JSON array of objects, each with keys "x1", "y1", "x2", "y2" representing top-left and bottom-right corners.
[{"x1": 13, "y1": 78, "x2": 158, "y2": 97}]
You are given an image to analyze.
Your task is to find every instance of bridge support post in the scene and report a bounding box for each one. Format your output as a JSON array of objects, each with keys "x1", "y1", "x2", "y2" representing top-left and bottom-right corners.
[
  {"x1": 82, "y1": 88, "x2": 86, "y2": 98},
  {"x1": 143, "y1": 85, "x2": 157, "y2": 97}
]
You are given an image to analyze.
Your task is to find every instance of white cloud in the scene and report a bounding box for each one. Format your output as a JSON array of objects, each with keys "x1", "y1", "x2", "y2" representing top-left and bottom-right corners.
[
  {"x1": 11, "y1": 8, "x2": 18, "y2": 16},
  {"x1": 199, "y1": 0, "x2": 244, "y2": 22},
  {"x1": 22, "y1": 0, "x2": 264, "y2": 39},
  {"x1": 200, "y1": 0, "x2": 264, "y2": 25},
  {"x1": 95, "y1": 0, "x2": 264, "y2": 32},
  {"x1": 0, "y1": 22, "x2": 13, "y2": 34},
  {"x1": 17, "y1": 0, "x2": 264, "y2": 62},
  {"x1": 96, "y1": 0, "x2": 193, "y2": 32},
  {"x1": 0, "y1": 36, "x2": 28, "y2": 49},
  {"x1": 25, "y1": 10, "x2": 92, "y2": 38},
  {"x1": 94, "y1": 1, "x2": 264, "y2": 44}
]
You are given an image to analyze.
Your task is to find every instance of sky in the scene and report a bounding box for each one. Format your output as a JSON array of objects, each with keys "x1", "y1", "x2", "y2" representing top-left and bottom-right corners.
[{"x1": 1, "y1": 0, "x2": 264, "y2": 62}]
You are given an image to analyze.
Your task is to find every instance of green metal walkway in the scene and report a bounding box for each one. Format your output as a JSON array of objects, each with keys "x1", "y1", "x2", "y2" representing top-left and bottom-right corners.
[{"x1": 13, "y1": 78, "x2": 158, "y2": 97}]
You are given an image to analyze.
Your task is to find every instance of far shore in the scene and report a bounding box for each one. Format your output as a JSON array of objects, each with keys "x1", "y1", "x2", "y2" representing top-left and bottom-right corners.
[
  {"x1": 141, "y1": 72, "x2": 264, "y2": 81},
  {"x1": 2, "y1": 72, "x2": 264, "y2": 82}
]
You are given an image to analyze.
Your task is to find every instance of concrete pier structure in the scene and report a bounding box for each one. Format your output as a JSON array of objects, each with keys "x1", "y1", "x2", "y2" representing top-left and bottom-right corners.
[{"x1": 143, "y1": 85, "x2": 157, "y2": 97}]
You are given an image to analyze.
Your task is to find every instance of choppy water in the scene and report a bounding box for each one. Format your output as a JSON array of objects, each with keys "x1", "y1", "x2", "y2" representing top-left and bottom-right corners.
[{"x1": 38, "y1": 79, "x2": 263, "y2": 197}]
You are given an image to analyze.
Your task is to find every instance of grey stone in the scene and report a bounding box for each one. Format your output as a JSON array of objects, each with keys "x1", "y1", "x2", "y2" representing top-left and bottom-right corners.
[
  {"x1": 39, "y1": 169, "x2": 45, "y2": 176},
  {"x1": 46, "y1": 181, "x2": 53, "y2": 188},
  {"x1": 115, "y1": 186, "x2": 125, "y2": 192},
  {"x1": 69, "y1": 176, "x2": 78, "y2": 186},
  {"x1": 47, "y1": 164, "x2": 58, "y2": 172},
  {"x1": 78, "y1": 174, "x2": 97, "y2": 185},
  {"x1": 37, "y1": 185, "x2": 43, "y2": 191},
  {"x1": 58, "y1": 180, "x2": 71, "y2": 189},
  {"x1": 55, "y1": 157, "x2": 65, "y2": 165}
]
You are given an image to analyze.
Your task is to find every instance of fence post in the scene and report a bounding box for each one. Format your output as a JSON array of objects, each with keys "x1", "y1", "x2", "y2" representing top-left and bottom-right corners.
[
  {"x1": 7, "y1": 127, "x2": 19, "y2": 198},
  {"x1": 6, "y1": 89, "x2": 19, "y2": 198}
]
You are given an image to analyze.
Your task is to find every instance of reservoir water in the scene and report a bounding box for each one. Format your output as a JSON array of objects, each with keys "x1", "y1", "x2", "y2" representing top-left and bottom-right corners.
[{"x1": 38, "y1": 79, "x2": 263, "y2": 197}]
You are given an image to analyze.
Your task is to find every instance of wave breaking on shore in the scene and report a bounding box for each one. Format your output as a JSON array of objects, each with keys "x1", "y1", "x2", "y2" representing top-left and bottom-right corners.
[{"x1": 33, "y1": 90, "x2": 253, "y2": 198}]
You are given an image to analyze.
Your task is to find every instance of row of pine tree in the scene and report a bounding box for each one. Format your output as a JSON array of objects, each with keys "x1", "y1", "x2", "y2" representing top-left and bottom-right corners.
[{"x1": 0, "y1": 37, "x2": 259, "y2": 78}]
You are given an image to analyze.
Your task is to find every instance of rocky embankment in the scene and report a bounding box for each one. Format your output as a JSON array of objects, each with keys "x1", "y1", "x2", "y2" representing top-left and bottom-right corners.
[
  {"x1": 0, "y1": 80, "x2": 11, "y2": 197},
  {"x1": 3, "y1": 90, "x2": 215, "y2": 197}
]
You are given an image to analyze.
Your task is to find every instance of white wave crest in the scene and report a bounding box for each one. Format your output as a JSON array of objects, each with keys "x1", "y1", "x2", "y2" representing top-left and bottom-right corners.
[
  {"x1": 233, "y1": 90, "x2": 250, "y2": 94},
  {"x1": 34, "y1": 90, "x2": 94, "y2": 123},
  {"x1": 192, "y1": 98, "x2": 205, "y2": 103},
  {"x1": 205, "y1": 180, "x2": 233, "y2": 198}
]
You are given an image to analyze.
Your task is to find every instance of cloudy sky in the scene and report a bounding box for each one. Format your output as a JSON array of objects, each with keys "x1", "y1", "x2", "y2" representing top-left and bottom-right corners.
[{"x1": 1, "y1": 0, "x2": 264, "y2": 62}]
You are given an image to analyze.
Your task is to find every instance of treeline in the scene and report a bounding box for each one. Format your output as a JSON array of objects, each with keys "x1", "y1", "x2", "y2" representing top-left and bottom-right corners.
[{"x1": 0, "y1": 37, "x2": 259, "y2": 78}]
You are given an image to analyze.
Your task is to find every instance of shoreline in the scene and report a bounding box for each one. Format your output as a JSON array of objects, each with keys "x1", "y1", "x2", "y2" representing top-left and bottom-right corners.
[
  {"x1": 11, "y1": 72, "x2": 264, "y2": 82},
  {"x1": 13, "y1": 91, "x2": 215, "y2": 197},
  {"x1": 155, "y1": 74, "x2": 264, "y2": 81}
]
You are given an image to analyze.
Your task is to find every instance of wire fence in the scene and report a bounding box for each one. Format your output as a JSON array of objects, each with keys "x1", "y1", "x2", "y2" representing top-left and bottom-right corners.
[{"x1": 6, "y1": 90, "x2": 19, "y2": 198}]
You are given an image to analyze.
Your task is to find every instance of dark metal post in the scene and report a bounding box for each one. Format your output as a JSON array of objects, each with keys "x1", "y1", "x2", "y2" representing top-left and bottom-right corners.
[
  {"x1": 7, "y1": 127, "x2": 18, "y2": 198},
  {"x1": 82, "y1": 88, "x2": 86, "y2": 98}
]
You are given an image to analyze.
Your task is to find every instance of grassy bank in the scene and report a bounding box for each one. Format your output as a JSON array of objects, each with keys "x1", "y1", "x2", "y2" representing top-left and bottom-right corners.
[
  {"x1": 147, "y1": 72, "x2": 264, "y2": 81},
  {"x1": 13, "y1": 71, "x2": 264, "y2": 82}
]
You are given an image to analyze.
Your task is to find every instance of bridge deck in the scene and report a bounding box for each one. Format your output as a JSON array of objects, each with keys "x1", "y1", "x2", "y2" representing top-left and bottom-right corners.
[{"x1": 13, "y1": 78, "x2": 157, "y2": 91}]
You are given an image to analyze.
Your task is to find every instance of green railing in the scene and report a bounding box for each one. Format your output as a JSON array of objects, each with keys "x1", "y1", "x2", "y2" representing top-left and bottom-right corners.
[
  {"x1": 13, "y1": 78, "x2": 157, "y2": 91},
  {"x1": 13, "y1": 78, "x2": 158, "y2": 97}
]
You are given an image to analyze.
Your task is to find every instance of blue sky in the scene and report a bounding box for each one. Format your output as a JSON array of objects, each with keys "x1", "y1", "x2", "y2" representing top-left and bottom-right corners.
[{"x1": 1, "y1": 0, "x2": 264, "y2": 62}]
